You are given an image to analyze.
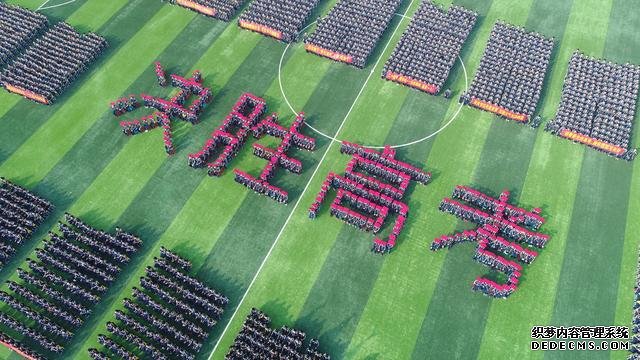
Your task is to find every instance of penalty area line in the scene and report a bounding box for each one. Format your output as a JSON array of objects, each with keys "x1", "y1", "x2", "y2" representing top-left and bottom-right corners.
[
  {"x1": 36, "y1": 0, "x2": 52, "y2": 11},
  {"x1": 206, "y1": 0, "x2": 417, "y2": 358},
  {"x1": 37, "y1": 0, "x2": 77, "y2": 11}
]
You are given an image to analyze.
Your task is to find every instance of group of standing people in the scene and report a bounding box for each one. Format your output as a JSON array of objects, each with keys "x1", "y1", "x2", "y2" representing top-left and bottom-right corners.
[
  {"x1": 304, "y1": 0, "x2": 402, "y2": 68},
  {"x1": 431, "y1": 186, "x2": 549, "y2": 298},
  {"x1": 239, "y1": 0, "x2": 320, "y2": 43},
  {"x1": 2, "y1": 19, "x2": 107, "y2": 105},
  {"x1": 629, "y1": 251, "x2": 640, "y2": 358},
  {"x1": 0, "y1": 214, "x2": 141, "y2": 358},
  {"x1": 462, "y1": 22, "x2": 554, "y2": 123},
  {"x1": 0, "y1": 178, "x2": 52, "y2": 270},
  {"x1": 383, "y1": 2, "x2": 477, "y2": 95},
  {"x1": 188, "y1": 93, "x2": 266, "y2": 176},
  {"x1": 92, "y1": 247, "x2": 228, "y2": 360},
  {"x1": 227, "y1": 308, "x2": 330, "y2": 360},
  {"x1": 165, "y1": 0, "x2": 244, "y2": 22},
  {"x1": 546, "y1": 51, "x2": 640, "y2": 161},
  {"x1": 0, "y1": 3, "x2": 48, "y2": 69}
]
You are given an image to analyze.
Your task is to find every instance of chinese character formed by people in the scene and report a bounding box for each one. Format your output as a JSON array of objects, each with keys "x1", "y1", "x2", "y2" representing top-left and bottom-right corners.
[
  {"x1": 431, "y1": 185, "x2": 549, "y2": 298},
  {"x1": 234, "y1": 113, "x2": 316, "y2": 204},
  {"x1": 309, "y1": 142, "x2": 431, "y2": 254},
  {"x1": 111, "y1": 62, "x2": 213, "y2": 155}
]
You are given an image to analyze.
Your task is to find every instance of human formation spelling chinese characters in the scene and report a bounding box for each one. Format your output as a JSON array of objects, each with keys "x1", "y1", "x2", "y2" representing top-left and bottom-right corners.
[{"x1": 0, "y1": 0, "x2": 639, "y2": 359}]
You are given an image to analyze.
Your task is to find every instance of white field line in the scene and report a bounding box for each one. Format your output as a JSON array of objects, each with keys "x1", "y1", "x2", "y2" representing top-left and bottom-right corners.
[
  {"x1": 207, "y1": 0, "x2": 417, "y2": 357},
  {"x1": 38, "y1": 0, "x2": 77, "y2": 11},
  {"x1": 36, "y1": 0, "x2": 52, "y2": 11}
]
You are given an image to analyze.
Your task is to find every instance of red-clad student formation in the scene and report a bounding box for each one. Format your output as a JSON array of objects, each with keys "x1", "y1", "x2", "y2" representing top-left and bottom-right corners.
[
  {"x1": 431, "y1": 186, "x2": 549, "y2": 299},
  {"x1": 308, "y1": 142, "x2": 431, "y2": 255},
  {"x1": 111, "y1": 63, "x2": 318, "y2": 205},
  {"x1": 113, "y1": 62, "x2": 213, "y2": 155}
]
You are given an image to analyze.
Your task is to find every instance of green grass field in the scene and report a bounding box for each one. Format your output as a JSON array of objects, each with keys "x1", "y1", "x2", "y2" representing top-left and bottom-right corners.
[{"x1": 0, "y1": 0, "x2": 639, "y2": 359}]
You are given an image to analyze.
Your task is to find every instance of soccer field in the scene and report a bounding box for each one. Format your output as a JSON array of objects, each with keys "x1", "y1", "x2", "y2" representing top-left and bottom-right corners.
[{"x1": 0, "y1": 0, "x2": 639, "y2": 359}]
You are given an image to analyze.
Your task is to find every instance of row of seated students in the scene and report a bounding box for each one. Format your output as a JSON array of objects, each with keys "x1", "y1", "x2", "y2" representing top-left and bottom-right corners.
[
  {"x1": 1, "y1": 22, "x2": 107, "y2": 104},
  {"x1": 227, "y1": 308, "x2": 330, "y2": 360},
  {"x1": 238, "y1": 0, "x2": 320, "y2": 43},
  {"x1": 383, "y1": 1, "x2": 477, "y2": 94},
  {"x1": 0, "y1": 214, "x2": 141, "y2": 357},
  {"x1": 165, "y1": 0, "x2": 245, "y2": 22},
  {"x1": 90, "y1": 247, "x2": 228, "y2": 360},
  {"x1": 0, "y1": 3, "x2": 48, "y2": 68},
  {"x1": 304, "y1": 0, "x2": 402, "y2": 68},
  {"x1": 0, "y1": 178, "x2": 53, "y2": 270}
]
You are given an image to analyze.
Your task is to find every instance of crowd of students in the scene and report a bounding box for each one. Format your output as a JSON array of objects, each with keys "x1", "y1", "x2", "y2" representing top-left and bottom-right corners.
[
  {"x1": 0, "y1": 178, "x2": 53, "y2": 270},
  {"x1": 239, "y1": 0, "x2": 320, "y2": 43},
  {"x1": 0, "y1": 214, "x2": 141, "y2": 358},
  {"x1": 1, "y1": 22, "x2": 107, "y2": 104},
  {"x1": 383, "y1": 2, "x2": 477, "y2": 95},
  {"x1": 165, "y1": 0, "x2": 245, "y2": 21},
  {"x1": 461, "y1": 22, "x2": 554, "y2": 123},
  {"x1": 472, "y1": 278, "x2": 516, "y2": 299},
  {"x1": 304, "y1": 0, "x2": 401, "y2": 68},
  {"x1": 340, "y1": 141, "x2": 432, "y2": 185},
  {"x1": 91, "y1": 247, "x2": 228, "y2": 360},
  {"x1": 0, "y1": 3, "x2": 48, "y2": 68},
  {"x1": 435, "y1": 198, "x2": 547, "y2": 248},
  {"x1": 546, "y1": 51, "x2": 640, "y2": 161},
  {"x1": 227, "y1": 308, "x2": 330, "y2": 359}
]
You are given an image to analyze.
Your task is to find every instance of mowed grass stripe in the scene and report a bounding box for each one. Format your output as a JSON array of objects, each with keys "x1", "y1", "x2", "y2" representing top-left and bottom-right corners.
[
  {"x1": 0, "y1": 0, "x2": 119, "y2": 136},
  {"x1": 343, "y1": 83, "x2": 458, "y2": 360},
  {"x1": 414, "y1": 0, "x2": 574, "y2": 353},
  {"x1": 476, "y1": 0, "x2": 612, "y2": 358},
  {"x1": 611, "y1": 1, "x2": 640, "y2": 354},
  {"x1": 0, "y1": 10, "x2": 232, "y2": 360},
  {"x1": 70, "y1": 1, "x2": 341, "y2": 357},
  {"x1": 0, "y1": 4, "x2": 196, "y2": 184},
  {"x1": 547, "y1": 0, "x2": 639, "y2": 358},
  {"x1": 0, "y1": 0, "x2": 146, "y2": 163},
  {"x1": 295, "y1": 0, "x2": 487, "y2": 356},
  {"x1": 142, "y1": 0, "x2": 342, "y2": 290},
  {"x1": 407, "y1": 0, "x2": 539, "y2": 358},
  {"x1": 202, "y1": 59, "x2": 380, "y2": 360},
  {"x1": 66, "y1": 0, "x2": 344, "y2": 351},
  {"x1": 65, "y1": 30, "x2": 263, "y2": 227},
  {"x1": 295, "y1": 57, "x2": 459, "y2": 359}
]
